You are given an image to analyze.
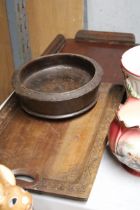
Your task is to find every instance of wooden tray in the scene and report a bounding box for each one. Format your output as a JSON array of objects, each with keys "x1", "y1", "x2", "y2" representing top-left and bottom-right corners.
[
  {"x1": 44, "y1": 30, "x2": 135, "y2": 84},
  {"x1": 0, "y1": 30, "x2": 135, "y2": 200},
  {"x1": 0, "y1": 83, "x2": 124, "y2": 200}
]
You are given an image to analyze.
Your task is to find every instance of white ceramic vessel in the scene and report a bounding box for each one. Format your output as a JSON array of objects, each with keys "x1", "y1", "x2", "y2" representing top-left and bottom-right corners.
[{"x1": 121, "y1": 45, "x2": 140, "y2": 98}]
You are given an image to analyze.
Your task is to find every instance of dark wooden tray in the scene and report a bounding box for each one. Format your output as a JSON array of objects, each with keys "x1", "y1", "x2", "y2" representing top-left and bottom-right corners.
[
  {"x1": 44, "y1": 30, "x2": 135, "y2": 84},
  {"x1": 0, "y1": 30, "x2": 135, "y2": 200}
]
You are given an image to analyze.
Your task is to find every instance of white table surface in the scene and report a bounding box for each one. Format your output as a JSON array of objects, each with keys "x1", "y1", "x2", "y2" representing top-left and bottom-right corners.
[{"x1": 1, "y1": 95, "x2": 140, "y2": 210}]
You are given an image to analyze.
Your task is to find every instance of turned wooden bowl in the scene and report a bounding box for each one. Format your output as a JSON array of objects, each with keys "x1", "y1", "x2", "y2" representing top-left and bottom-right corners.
[{"x1": 13, "y1": 53, "x2": 103, "y2": 119}]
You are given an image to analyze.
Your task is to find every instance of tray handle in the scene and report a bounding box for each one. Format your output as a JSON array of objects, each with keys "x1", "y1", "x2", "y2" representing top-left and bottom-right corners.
[
  {"x1": 42, "y1": 34, "x2": 66, "y2": 55},
  {"x1": 13, "y1": 168, "x2": 40, "y2": 189},
  {"x1": 75, "y1": 30, "x2": 135, "y2": 45}
]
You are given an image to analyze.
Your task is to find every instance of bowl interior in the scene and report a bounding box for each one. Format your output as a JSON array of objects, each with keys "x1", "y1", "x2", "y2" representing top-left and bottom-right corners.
[{"x1": 20, "y1": 54, "x2": 95, "y2": 94}]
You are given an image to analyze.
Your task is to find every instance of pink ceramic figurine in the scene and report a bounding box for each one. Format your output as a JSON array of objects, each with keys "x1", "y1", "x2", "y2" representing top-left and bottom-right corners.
[{"x1": 108, "y1": 97, "x2": 140, "y2": 176}]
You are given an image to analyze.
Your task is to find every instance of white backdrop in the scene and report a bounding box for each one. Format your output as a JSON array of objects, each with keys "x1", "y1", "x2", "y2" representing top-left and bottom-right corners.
[{"x1": 87, "y1": 0, "x2": 140, "y2": 43}]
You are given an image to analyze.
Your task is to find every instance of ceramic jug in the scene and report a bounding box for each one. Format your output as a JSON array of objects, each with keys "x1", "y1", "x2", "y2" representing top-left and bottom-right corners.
[{"x1": 108, "y1": 97, "x2": 140, "y2": 176}]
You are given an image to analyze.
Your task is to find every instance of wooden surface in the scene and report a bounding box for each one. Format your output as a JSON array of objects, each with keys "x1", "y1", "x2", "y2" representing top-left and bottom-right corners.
[
  {"x1": 0, "y1": 83, "x2": 124, "y2": 200},
  {"x1": 26, "y1": 0, "x2": 84, "y2": 58},
  {"x1": 0, "y1": 0, "x2": 14, "y2": 103}
]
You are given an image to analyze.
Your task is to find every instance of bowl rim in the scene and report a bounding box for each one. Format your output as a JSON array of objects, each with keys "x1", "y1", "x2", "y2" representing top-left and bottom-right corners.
[{"x1": 13, "y1": 53, "x2": 103, "y2": 101}]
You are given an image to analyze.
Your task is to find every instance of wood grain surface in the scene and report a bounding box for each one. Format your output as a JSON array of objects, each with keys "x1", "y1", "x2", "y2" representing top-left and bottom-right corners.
[
  {"x1": 0, "y1": 0, "x2": 14, "y2": 103},
  {"x1": 26, "y1": 0, "x2": 84, "y2": 58},
  {"x1": 0, "y1": 83, "x2": 124, "y2": 200}
]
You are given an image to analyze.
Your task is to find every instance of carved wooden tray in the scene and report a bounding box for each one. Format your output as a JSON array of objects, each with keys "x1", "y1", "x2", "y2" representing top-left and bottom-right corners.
[{"x1": 0, "y1": 83, "x2": 124, "y2": 200}]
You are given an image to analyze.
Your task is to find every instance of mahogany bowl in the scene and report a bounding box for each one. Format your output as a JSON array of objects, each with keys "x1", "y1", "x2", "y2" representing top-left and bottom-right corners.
[{"x1": 12, "y1": 53, "x2": 103, "y2": 119}]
